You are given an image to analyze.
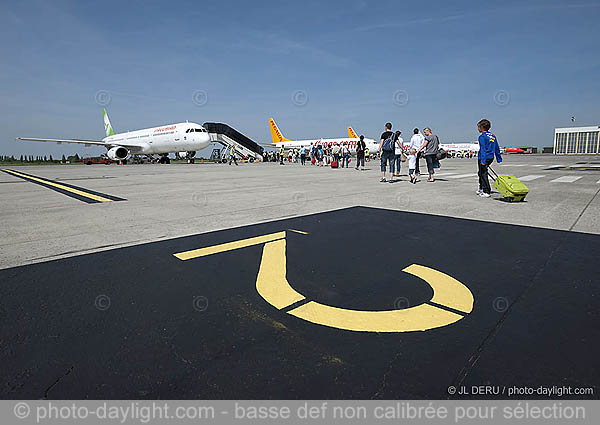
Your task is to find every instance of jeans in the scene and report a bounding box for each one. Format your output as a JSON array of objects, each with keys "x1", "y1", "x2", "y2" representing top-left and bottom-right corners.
[
  {"x1": 380, "y1": 151, "x2": 394, "y2": 173},
  {"x1": 394, "y1": 154, "x2": 402, "y2": 174},
  {"x1": 478, "y1": 158, "x2": 494, "y2": 194},
  {"x1": 300, "y1": 154, "x2": 306, "y2": 165},
  {"x1": 425, "y1": 154, "x2": 437, "y2": 174}
]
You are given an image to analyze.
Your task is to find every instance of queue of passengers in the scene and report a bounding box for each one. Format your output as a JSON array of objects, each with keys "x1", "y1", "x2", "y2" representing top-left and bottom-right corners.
[
  {"x1": 266, "y1": 140, "x2": 374, "y2": 169},
  {"x1": 264, "y1": 119, "x2": 501, "y2": 196}
]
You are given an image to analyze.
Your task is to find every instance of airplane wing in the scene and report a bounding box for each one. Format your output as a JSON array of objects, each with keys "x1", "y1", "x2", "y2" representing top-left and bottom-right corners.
[{"x1": 17, "y1": 137, "x2": 141, "y2": 149}]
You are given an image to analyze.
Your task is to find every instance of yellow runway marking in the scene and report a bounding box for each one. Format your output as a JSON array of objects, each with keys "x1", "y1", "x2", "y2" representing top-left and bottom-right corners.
[
  {"x1": 256, "y1": 238, "x2": 305, "y2": 309},
  {"x1": 402, "y1": 264, "x2": 473, "y2": 314},
  {"x1": 288, "y1": 301, "x2": 463, "y2": 333},
  {"x1": 173, "y1": 231, "x2": 286, "y2": 260},
  {"x1": 2, "y1": 169, "x2": 115, "y2": 203},
  {"x1": 175, "y1": 230, "x2": 474, "y2": 333}
]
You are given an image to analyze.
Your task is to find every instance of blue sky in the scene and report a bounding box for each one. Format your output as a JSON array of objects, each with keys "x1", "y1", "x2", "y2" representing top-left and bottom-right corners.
[{"x1": 1, "y1": 0, "x2": 599, "y2": 157}]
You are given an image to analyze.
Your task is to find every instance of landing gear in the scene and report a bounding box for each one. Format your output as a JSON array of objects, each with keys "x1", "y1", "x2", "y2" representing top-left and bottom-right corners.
[{"x1": 159, "y1": 155, "x2": 171, "y2": 164}]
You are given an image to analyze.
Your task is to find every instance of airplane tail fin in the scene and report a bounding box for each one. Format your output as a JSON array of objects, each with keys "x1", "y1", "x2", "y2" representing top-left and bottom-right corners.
[
  {"x1": 103, "y1": 108, "x2": 115, "y2": 137},
  {"x1": 348, "y1": 126, "x2": 359, "y2": 138},
  {"x1": 269, "y1": 118, "x2": 290, "y2": 143}
]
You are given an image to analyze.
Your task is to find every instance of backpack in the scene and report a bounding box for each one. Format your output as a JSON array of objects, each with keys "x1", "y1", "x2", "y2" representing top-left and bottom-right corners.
[
  {"x1": 382, "y1": 133, "x2": 395, "y2": 152},
  {"x1": 436, "y1": 147, "x2": 447, "y2": 160}
]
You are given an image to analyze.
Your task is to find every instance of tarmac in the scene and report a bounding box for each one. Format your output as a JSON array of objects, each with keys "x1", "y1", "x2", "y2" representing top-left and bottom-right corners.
[{"x1": 1, "y1": 154, "x2": 599, "y2": 399}]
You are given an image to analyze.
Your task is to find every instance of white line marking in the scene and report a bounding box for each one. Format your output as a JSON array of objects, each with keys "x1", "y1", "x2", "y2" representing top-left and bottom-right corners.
[
  {"x1": 446, "y1": 173, "x2": 478, "y2": 179},
  {"x1": 550, "y1": 176, "x2": 583, "y2": 183},
  {"x1": 518, "y1": 175, "x2": 545, "y2": 182},
  {"x1": 433, "y1": 172, "x2": 458, "y2": 177}
]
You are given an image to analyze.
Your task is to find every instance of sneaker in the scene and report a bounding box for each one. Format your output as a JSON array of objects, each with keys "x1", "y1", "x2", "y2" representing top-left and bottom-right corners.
[
  {"x1": 476, "y1": 189, "x2": 483, "y2": 195},
  {"x1": 479, "y1": 192, "x2": 491, "y2": 198},
  {"x1": 380, "y1": 178, "x2": 386, "y2": 182},
  {"x1": 389, "y1": 179, "x2": 394, "y2": 183}
]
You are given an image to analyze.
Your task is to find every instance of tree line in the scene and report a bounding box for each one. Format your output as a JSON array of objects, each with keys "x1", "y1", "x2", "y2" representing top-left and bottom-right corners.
[{"x1": 0, "y1": 154, "x2": 81, "y2": 163}]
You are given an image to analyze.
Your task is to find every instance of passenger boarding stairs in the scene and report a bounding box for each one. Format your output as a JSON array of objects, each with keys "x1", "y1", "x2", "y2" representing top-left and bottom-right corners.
[
  {"x1": 203, "y1": 123, "x2": 265, "y2": 162},
  {"x1": 208, "y1": 133, "x2": 259, "y2": 162}
]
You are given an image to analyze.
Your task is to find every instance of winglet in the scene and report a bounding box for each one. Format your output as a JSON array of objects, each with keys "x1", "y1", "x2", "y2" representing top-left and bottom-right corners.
[
  {"x1": 269, "y1": 118, "x2": 290, "y2": 143},
  {"x1": 348, "y1": 126, "x2": 359, "y2": 138},
  {"x1": 103, "y1": 108, "x2": 115, "y2": 137}
]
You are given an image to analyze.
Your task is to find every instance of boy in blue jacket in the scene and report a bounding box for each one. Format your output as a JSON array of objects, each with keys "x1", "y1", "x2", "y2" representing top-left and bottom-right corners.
[{"x1": 476, "y1": 119, "x2": 502, "y2": 198}]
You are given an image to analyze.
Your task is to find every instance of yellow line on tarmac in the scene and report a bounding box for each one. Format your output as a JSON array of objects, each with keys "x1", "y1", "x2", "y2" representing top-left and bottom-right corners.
[
  {"x1": 402, "y1": 264, "x2": 474, "y2": 314},
  {"x1": 2, "y1": 169, "x2": 114, "y2": 203},
  {"x1": 255, "y1": 238, "x2": 305, "y2": 309},
  {"x1": 173, "y1": 231, "x2": 286, "y2": 261}
]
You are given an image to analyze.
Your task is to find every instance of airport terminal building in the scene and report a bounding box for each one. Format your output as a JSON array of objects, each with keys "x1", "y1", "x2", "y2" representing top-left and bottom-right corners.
[{"x1": 554, "y1": 125, "x2": 600, "y2": 154}]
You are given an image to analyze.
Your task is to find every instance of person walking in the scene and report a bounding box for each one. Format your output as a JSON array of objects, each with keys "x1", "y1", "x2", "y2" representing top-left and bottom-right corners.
[
  {"x1": 229, "y1": 144, "x2": 238, "y2": 166},
  {"x1": 300, "y1": 147, "x2": 306, "y2": 165},
  {"x1": 279, "y1": 145, "x2": 285, "y2": 165},
  {"x1": 393, "y1": 130, "x2": 404, "y2": 178},
  {"x1": 417, "y1": 127, "x2": 440, "y2": 182},
  {"x1": 332, "y1": 143, "x2": 340, "y2": 165},
  {"x1": 409, "y1": 128, "x2": 424, "y2": 176},
  {"x1": 365, "y1": 147, "x2": 370, "y2": 162},
  {"x1": 340, "y1": 142, "x2": 349, "y2": 168},
  {"x1": 476, "y1": 119, "x2": 503, "y2": 197},
  {"x1": 379, "y1": 122, "x2": 395, "y2": 183},
  {"x1": 355, "y1": 135, "x2": 366, "y2": 170}
]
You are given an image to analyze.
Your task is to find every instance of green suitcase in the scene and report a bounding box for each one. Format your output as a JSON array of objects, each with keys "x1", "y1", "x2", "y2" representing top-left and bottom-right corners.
[{"x1": 489, "y1": 168, "x2": 529, "y2": 202}]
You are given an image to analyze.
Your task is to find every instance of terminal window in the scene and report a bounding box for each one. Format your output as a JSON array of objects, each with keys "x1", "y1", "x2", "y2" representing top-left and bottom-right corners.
[
  {"x1": 555, "y1": 133, "x2": 567, "y2": 154},
  {"x1": 577, "y1": 132, "x2": 587, "y2": 153},
  {"x1": 567, "y1": 133, "x2": 577, "y2": 153},
  {"x1": 588, "y1": 131, "x2": 599, "y2": 154}
]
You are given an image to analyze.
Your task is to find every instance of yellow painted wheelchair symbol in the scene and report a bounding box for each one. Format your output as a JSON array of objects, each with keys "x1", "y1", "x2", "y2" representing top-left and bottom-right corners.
[{"x1": 174, "y1": 230, "x2": 474, "y2": 333}]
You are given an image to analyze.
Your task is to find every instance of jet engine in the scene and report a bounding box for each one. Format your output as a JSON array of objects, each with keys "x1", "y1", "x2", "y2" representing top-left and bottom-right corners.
[{"x1": 106, "y1": 146, "x2": 129, "y2": 161}]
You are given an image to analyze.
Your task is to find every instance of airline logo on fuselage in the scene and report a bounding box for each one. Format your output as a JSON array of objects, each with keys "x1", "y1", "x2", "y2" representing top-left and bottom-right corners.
[{"x1": 154, "y1": 125, "x2": 177, "y2": 133}]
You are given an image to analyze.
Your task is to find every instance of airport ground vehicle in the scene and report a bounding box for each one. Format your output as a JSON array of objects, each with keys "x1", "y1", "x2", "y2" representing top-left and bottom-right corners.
[{"x1": 82, "y1": 156, "x2": 113, "y2": 165}]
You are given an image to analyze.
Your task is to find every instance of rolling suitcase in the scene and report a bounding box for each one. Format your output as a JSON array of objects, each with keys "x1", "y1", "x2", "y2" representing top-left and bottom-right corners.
[
  {"x1": 331, "y1": 160, "x2": 338, "y2": 168},
  {"x1": 489, "y1": 167, "x2": 529, "y2": 202}
]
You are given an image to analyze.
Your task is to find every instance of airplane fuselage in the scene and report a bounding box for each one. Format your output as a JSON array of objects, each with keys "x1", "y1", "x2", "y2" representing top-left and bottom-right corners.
[
  {"x1": 103, "y1": 122, "x2": 211, "y2": 155},
  {"x1": 274, "y1": 137, "x2": 379, "y2": 154}
]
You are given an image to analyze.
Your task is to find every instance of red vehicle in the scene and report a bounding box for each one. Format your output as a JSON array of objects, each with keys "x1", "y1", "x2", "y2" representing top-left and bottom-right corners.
[
  {"x1": 504, "y1": 147, "x2": 531, "y2": 154},
  {"x1": 82, "y1": 156, "x2": 113, "y2": 165}
]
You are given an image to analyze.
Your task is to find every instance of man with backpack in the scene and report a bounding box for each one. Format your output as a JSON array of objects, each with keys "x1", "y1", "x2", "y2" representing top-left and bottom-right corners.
[
  {"x1": 355, "y1": 135, "x2": 366, "y2": 170},
  {"x1": 379, "y1": 122, "x2": 395, "y2": 183}
]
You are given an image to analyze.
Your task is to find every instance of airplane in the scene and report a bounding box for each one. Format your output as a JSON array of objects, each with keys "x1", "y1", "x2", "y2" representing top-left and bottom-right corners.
[
  {"x1": 268, "y1": 118, "x2": 379, "y2": 154},
  {"x1": 17, "y1": 109, "x2": 212, "y2": 164},
  {"x1": 438, "y1": 142, "x2": 480, "y2": 154}
]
